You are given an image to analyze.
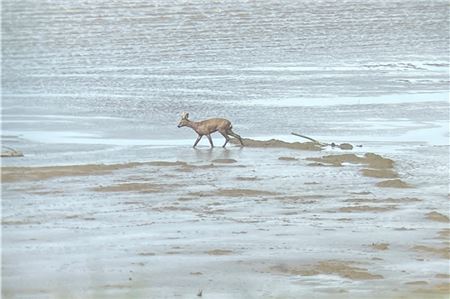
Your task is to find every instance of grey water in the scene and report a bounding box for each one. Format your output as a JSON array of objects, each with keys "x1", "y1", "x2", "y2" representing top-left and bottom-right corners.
[{"x1": 2, "y1": 0, "x2": 449, "y2": 144}]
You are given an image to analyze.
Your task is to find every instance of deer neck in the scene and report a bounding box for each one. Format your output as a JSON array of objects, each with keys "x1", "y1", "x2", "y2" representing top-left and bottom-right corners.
[{"x1": 186, "y1": 120, "x2": 200, "y2": 133}]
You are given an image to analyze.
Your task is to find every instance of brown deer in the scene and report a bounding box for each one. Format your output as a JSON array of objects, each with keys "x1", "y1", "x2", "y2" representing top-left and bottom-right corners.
[{"x1": 177, "y1": 112, "x2": 244, "y2": 148}]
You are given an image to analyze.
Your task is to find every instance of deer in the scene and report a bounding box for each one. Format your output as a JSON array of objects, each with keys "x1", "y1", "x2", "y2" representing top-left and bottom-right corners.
[{"x1": 177, "y1": 112, "x2": 244, "y2": 148}]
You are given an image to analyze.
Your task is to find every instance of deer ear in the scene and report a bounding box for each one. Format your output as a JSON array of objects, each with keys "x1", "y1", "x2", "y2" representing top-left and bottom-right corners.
[{"x1": 181, "y1": 112, "x2": 189, "y2": 120}]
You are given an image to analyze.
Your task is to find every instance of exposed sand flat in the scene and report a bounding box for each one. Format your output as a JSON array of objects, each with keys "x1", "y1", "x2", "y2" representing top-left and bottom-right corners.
[
  {"x1": 412, "y1": 245, "x2": 450, "y2": 259},
  {"x1": 2, "y1": 140, "x2": 448, "y2": 298},
  {"x1": 306, "y1": 153, "x2": 394, "y2": 169},
  {"x1": 231, "y1": 138, "x2": 323, "y2": 151},
  {"x1": 1, "y1": 163, "x2": 142, "y2": 182},
  {"x1": 426, "y1": 211, "x2": 450, "y2": 223},
  {"x1": 360, "y1": 168, "x2": 398, "y2": 178},
  {"x1": 235, "y1": 176, "x2": 260, "y2": 181},
  {"x1": 1, "y1": 161, "x2": 189, "y2": 183},
  {"x1": 271, "y1": 260, "x2": 384, "y2": 280},
  {"x1": 212, "y1": 158, "x2": 238, "y2": 164},
  {"x1": 415, "y1": 283, "x2": 450, "y2": 295},
  {"x1": 215, "y1": 188, "x2": 279, "y2": 197},
  {"x1": 437, "y1": 229, "x2": 450, "y2": 240},
  {"x1": 278, "y1": 156, "x2": 299, "y2": 161},
  {"x1": 344, "y1": 197, "x2": 421, "y2": 203},
  {"x1": 405, "y1": 281, "x2": 428, "y2": 285},
  {"x1": 206, "y1": 249, "x2": 234, "y2": 256},
  {"x1": 306, "y1": 153, "x2": 414, "y2": 189},
  {"x1": 376, "y1": 179, "x2": 412, "y2": 188},
  {"x1": 339, "y1": 205, "x2": 397, "y2": 213},
  {"x1": 147, "y1": 161, "x2": 188, "y2": 167},
  {"x1": 370, "y1": 243, "x2": 390, "y2": 251},
  {"x1": 92, "y1": 182, "x2": 167, "y2": 193}
]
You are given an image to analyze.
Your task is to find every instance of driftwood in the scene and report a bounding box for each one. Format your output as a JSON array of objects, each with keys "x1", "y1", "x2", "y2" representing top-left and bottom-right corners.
[
  {"x1": 290, "y1": 132, "x2": 321, "y2": 144},
  {"x1": 291, "y1": 132, "x2": 357, "y2": 150},
  {"x1": 1, "y1": 146, "x2": 24, "y2": 157}
]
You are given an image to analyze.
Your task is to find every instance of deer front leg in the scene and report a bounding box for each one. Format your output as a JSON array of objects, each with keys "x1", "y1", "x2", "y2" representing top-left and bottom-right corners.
[
  {"x1": 206, "y1": 134, "x2": 214, "y2": 148},
  {"x1": 193, "y1": 135, "x2": 203, "y2": 148}
]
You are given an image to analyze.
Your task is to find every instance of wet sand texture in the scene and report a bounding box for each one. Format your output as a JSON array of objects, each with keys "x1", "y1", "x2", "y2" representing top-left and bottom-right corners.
[
  {"x1": 376, "y1": 179, "x2": 412, "y2": 188},
  {"x1": 92, "y1": 183, "x2": 165, "y2": 193},
  {"x1": 306, "y1": 153, "x2": 412, "y2": 188},
  {"x1": 212, "y1": 158, "x2": 238, "y2": 164},
  {"x1": 370, "y1": 243, "x2": 390, "y2": 250},
  {"x1": 2, "y1": 163, "x2": 141, "y2": 182},
  {"x1": 411, "y1": 282, "x2": 450, "y2": 297},
  {"x1": 361, "y1": 168, "x2": 398, "y2": 178},
  {"x1": 426, "y1": 211, "x2": 450, "y2": 223},
  {"x1": 235, "y1": 176, "x2": 259, "y2": 181},
  {"x1": 147, "y1": 161, "x2": 187, "y2": 167},
  {"x1": 278, "y1": 156, "x2": 299, "y2": 161},
  {"x1": 405, "y1": 281, "x2": 428, "y2": 285},
  {"x1": 339, "y1": 205, "x2": 397, "y2": 213},
  {"x1": 344, "y1": 197, "x2": 421, "y2": 203},
  {"x1": 215, "y1": 188, "x2": 279, "y2": 197},
  {"x1": 272, "y1": 260, "x2": 383, "y2": 280},
  {"x1": 307, "y1": 153, "x2": 394, "y2": 168},
  {"x1": 413, "y1": 245, "x2": 450, "y2": 259},
  {"x1": 437, "y1": 229, "x2": 450, "y2": 240},
  {"x1": 1, "y1": 161, "x2": 187, "y2": 182},
  {"x1": 206, "y1": 249, "x2": 233, "y2": 256},
  {"x1": 231, "y1": 138, "x2": 323, "y2": 151}
]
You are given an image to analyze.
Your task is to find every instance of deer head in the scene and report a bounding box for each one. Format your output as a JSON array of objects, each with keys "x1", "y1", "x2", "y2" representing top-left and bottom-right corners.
[{"x1": 177, "y1": 112, "x2": 190, "y2": 128}]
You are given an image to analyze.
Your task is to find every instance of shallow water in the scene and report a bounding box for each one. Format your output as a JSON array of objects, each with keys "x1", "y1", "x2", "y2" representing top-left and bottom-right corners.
[
  {"x1": 1, "y1": 1, "x2": 449, "y2": 298},
  {"x1": 2, "y1": 0, "x2": 449, "y2": 147}
]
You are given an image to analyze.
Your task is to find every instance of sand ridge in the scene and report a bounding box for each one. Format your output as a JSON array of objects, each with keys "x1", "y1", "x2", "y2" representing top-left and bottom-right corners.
[
  {"x1": 1, "y1": 163, "x2": 144, "y2": 182},
  {"x1": 1, "y1": 161, "x2": 189, "y2": 182},
  {"x1": 1, "y1": 160, "x2": 247, "y2": 182},
  {"x1": 361, "y1": 168, "x2": 398, "y2": 178},
  {"x1": 184, "y1": 188, "x2": 280, "y2": 199},
  {"x1": 306, "y1": 153, "x2": 413, "y2": 188},
  {"x1": 306, "y1": 153, "x2": 394, "y2": 169},
  {"x1": 370, "y1": 243, "x2": 390, "y2": 250},
  {"x1": 412, "y1": 226, "x2": 450, "y2": 261},
  {"x1": 2, "y1": 140, "x2": 447, "y2": 298},
  {"x1": 426, "y1": 211, "x2": 450, "y2": 223},
  {"x1": 376, "y1": 179, "x2": 411, "y2": 188},
  {"x1": 271, "y1": 260, "x2": 383, "y2": 280},
  {"x1": 231, "y1": 138, "x2": 323, "y2": 151},
  {"x1": 339, "y1": 205, "x2": 397, "y2": 213},
  {"x1": 92, "y1": 182, "x2": 168, "y2": 193},
  {"x1": 278, "y1": 156, "x2": 299, "y2": 161}
]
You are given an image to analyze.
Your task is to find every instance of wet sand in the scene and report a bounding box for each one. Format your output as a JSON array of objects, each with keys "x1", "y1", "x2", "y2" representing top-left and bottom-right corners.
[{"x1": 2, "y1": 137, "x2": 449, "y2": 298}]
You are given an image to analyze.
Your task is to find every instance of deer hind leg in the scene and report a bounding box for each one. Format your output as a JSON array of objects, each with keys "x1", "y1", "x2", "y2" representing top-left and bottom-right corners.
[
  {"x1": 193, "y1": 135, "x2": 203, "y2": 148},
  {"x1": 227, "y1": 129, "x2": 244, "y2": 146},
  {"x1": 219, "y1": 130, "x2": 230, "y2": 148},
  {"x1": 206, "y1": 134, "x2": 214, "y2": 148}
]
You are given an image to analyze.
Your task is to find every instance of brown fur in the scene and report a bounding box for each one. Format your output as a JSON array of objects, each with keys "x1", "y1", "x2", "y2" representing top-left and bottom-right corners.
[{"x1": 177, "y1": 113, "x2": 244, "y2": 148}]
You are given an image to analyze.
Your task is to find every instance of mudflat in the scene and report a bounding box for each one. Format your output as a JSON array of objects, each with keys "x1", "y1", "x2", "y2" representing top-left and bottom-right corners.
[{"x1": 2, "y1": 137, "x2": 449, "y2": 298}]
